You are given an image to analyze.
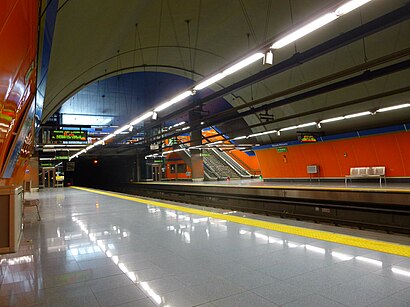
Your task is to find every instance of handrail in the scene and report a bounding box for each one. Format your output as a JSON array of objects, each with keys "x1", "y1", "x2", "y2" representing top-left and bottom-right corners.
[{"x1": 212, "y1": 148, "x2": 251, "y2": 177}]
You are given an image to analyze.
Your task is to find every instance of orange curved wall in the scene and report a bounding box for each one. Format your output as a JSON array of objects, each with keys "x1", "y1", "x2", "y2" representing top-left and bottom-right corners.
[
  {"x1": 255, "y1": 131, "x2": 410, "y2": 178},
  {"x1": 0, "y1": 0, "x2": 38, "y2": 184}
]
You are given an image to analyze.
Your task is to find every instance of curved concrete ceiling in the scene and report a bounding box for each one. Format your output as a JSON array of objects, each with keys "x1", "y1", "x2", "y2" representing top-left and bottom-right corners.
[{"x1": 43, "y1": 0, "x2": 410, "y2": 140}]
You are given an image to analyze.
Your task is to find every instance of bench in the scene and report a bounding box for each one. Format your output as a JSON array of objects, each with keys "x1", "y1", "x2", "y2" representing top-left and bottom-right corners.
[
  {"x1": 345, "y1": 166, "x2": 386, "y2": 187},
  {"x1": 22, "y1": 190, "x2": 41, "y2": 221}
]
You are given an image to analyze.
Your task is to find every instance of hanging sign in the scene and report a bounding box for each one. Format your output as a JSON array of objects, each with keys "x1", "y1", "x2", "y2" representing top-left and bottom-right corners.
[
  {"x1": 300, "y1": 134, "x2": 317, "y2": 143},
  {"x1": 51, "y1": 130, "x2": 87, "y2": 141}
]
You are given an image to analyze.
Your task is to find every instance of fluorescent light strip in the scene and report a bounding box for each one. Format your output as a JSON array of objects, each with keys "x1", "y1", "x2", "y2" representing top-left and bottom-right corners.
[
  {"x1": 223, "y1": 53, "x2": 264, "y2": 75},
  {"x1": 297, "y1": 122, "x2": 317, "y2": 128},
  {"x1": 102, "y1": 134, "x2": 115, "y2": 142},
  {"x1": 194, "y1": 73, "x2": 226, "y2": 91},
  {"x1": 271, "y1": 0, "x2": 374, "y2": 50},
  {"x1": 344, "y1": 111, "x2": 372, "y2": 119},
  {"x1": 272, "y1": 13, "x2": 338, "y2": 49},
  {"x1": 194, "y1": 53, "x2": 264, "y2": 91},
  {"x1": 376, "y1": 103, "x2": 410, "y2": 113},
  {"x1": 130, "y1": 111, "x2": 154, "y2": 125},
  {"x1": 335, "y1": 0, "x2": 373, "y2": 15},
  {"x1": 114, "y1": 125, "x2": 131, "y2": 135},
  {"x1": 249, "y1": 130, "x2": 277, "y2": 137},
  {"x1": 154, "y1": 91, "x2": 192, "y2": 112},
  {"x1": 280, "y1": 126, "x2": 297, "y2": 131},
  {"x1": 320, "y1": 116, "x2": 345, "y2": 123}
]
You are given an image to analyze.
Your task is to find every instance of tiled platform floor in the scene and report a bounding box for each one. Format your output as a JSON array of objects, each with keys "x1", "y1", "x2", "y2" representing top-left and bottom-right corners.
[{"x1": 1, "y1": 188, "x2": 410, "y2": 306}]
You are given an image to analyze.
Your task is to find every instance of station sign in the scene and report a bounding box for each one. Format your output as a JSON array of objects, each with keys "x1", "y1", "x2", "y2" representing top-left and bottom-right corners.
[
  {"x1": 55, "y1": 156, "x2": 70, "y2": 160},
  {"x1": 51, "y1": 130, "x2": 87, "y2": 141},
  {"x1": 276, "y1": 147, "x2": 288, "y2": 153}
]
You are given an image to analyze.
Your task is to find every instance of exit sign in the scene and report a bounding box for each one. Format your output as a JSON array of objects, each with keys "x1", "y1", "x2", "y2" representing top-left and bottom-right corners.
[{"x1": 276, "y1": 147, "x2": 288, "y2": 153}]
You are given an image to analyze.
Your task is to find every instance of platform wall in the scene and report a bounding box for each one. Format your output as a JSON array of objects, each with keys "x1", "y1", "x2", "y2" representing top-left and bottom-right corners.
[
  {"x1": 256, "y1": 131, "x2": 410, "y2": 179},
  {"x1": 228, "y1": 150, "x2": 261, "y2": 175},
  {"x1": 0, "y1": 0, "x2": 38, "y2": 185}
]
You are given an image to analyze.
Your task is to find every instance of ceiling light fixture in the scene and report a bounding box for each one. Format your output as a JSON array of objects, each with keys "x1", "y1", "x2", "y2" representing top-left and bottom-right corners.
[
  {"x1": 130, "y1": 111, "x2": 154, "y2": 125},
  {"x1": 320, "y1": 116, "x2": 345, "y2": 123},
  {"x1": 272, "y1": 13, "x2": 338, "y2": 49},
  {"x1": 280, "y1": 126, "x2": 298, "y2": 131},
  {"x1": 154, "y1": 91, "x2": 193, "y2": 112},
  {"x1": 335, "y1": 0, "x2": 373, "y2": 15},
  {"x1": 232, "y1": 136, "x2": 247, "y2": 140},
  {"x1": 271, "y1": 0, "x2": 374, "y2": 50},
  {"x1": 102, "y1": 134, "x2": 115, "y2": 142},
  {"x1": 297, "y1": 122, "x2": 317, "y2": 128},
  {"x1": 193, "y1": 53, "x2": 264, "y2": 91},
  {"x1": 376, "y1": 103, "x2": 410, "y2": 113},
  {"x1": 114, "y1": 125, "x2": 131, "y2": 135},
  {"x1": 344, "y1": 111, "x2": 372, "y2": 118}
]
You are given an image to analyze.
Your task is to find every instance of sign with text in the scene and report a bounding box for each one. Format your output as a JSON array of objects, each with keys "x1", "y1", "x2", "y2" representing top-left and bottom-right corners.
[
  {"x1": 51, "y1": 130, "x2": 87, "y2": 141},
  {"x1": 276, "y1": 147, "x2": 288, "y2": 153}
]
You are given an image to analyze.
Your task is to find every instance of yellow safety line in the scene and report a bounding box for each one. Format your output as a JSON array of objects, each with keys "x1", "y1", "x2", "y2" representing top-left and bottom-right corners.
[
  {"x1": 71, "y1": 186, "x2": 410, "y2": 258},
  {"x1": 132, "y1": 181, "x2": 410, "y2": 193}
]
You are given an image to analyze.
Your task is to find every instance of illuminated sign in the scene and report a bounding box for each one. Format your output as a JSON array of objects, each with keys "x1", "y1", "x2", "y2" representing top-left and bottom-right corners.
[
  {"x1": 300, "y1": 135, "x2": 317, "y2": 143},
  {"x1": 51, "y1": 130, "x2": 87, "y2": 141},
  {"x1": 276, "y1": 147, "x2": 288, "y2": 153},
  {"x1": 55, "y1": 156, "x2": 69, "y2": 160}
]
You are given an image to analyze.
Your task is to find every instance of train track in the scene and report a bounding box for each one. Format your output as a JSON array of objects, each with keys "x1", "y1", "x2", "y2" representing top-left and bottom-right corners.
[{"x1": 109, "y1": 182, "x2": 410, "y2": 234}]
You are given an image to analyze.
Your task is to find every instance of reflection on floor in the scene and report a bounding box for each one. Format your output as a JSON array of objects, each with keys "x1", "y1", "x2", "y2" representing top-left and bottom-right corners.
[{"x1": 1, "y1": 188, "x2": 410, "y2": 306}]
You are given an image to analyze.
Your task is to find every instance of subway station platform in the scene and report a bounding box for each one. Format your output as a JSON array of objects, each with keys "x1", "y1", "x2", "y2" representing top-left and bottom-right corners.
[
  {"x1": 1, "y1": 187, "x2": 410, "y2": 306},
  {"x1": 149, "y1": 179, "x2": 410, "y2": 192},
  {"x1": 126, "y1": 180, "x2": 410, "y2": 234}
]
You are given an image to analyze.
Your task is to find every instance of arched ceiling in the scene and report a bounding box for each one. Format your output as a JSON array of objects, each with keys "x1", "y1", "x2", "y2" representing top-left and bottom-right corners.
[{"x1": 42, "y1": 0, "x2": 410, "y2": 142}]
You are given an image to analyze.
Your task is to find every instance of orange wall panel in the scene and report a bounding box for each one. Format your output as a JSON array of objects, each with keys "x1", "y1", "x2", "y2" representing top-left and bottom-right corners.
[
  {"x1": 0, "y1": 0, "x2": 38, "y2": 183},
  {"x1": 229, "y1": 150, "x2": 260, "y2": 171},
  {"x1": 256, "y1": 131, "x2": 410, "y2": 178}
]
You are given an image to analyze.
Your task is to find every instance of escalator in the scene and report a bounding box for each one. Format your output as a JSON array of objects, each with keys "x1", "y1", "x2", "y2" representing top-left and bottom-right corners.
[{"x1": 176, "y1": 145, "x2": 251, "y2": 180}]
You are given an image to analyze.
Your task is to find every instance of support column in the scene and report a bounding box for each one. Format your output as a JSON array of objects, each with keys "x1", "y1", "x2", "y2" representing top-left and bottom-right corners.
[{"x1": 189, "y1": 110, "x2": 204, "y2": 181}]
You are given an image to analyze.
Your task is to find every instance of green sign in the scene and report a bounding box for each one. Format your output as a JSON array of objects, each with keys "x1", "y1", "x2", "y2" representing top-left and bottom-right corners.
[
  {"x1": 55, "y1": 156, "x2": 69, "y2": 160},
  {"x1": 200, "y1": 153, "x2": 211, "y2": 157},
  {"x1": 153, "y1": 159, "x2": 163, "y2": 163},
  {"x1": 51, "y1": 130, "x2": 87, "y2": 141},
  {"x1": 41, "y1": 163, "x2": 53, "y2": 167},
  {"x1": 276, "y1": 147, "x2": 288, "y2": 153}
]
